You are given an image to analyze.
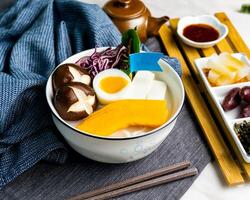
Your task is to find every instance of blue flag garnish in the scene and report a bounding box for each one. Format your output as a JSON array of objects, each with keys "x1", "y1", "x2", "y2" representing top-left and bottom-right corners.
[{"x1": 129, "y1": 52, "x2": 164, "y2": 72}]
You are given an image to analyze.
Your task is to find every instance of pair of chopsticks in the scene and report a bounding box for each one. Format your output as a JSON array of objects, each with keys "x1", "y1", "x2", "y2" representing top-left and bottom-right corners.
[{"x1": 69, "y1": 161, "x2": 197, "y2": 200}]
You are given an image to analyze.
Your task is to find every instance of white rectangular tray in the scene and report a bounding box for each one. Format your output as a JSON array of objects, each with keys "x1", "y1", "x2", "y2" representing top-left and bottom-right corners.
[{"x1": 195, "y1": 53, "x2": 250, "y2": 163}]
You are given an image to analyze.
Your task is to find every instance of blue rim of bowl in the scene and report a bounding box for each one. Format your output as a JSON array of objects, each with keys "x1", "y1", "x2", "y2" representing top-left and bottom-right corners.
[{"x1": 46, "y1": 51, "x2": 185, "y2": 141}]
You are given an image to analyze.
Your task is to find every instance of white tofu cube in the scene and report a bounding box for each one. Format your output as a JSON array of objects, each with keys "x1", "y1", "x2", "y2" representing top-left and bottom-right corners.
[
  {"x1": 123, "y1": 71, "x2": 155, "y2": 99},
  {"x1": 146, "y1": 80, "x2": 167, "y2": 100}
]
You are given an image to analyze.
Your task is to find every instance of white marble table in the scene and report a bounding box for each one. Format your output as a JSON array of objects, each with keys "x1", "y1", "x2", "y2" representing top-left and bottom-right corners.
[{"x1": 81, "y1": 0, "x2": 250, "y2": 199}]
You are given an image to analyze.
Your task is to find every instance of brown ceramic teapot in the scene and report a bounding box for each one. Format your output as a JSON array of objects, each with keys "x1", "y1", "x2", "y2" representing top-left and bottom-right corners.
[{"x1": 103, "y1": 0, "x2": 169, "y2": 42}]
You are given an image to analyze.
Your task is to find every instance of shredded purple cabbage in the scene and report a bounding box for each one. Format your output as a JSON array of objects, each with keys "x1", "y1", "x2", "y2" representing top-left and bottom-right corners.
[{"x1": 76, "y1": 45, "x2": 128, "y2": 78}]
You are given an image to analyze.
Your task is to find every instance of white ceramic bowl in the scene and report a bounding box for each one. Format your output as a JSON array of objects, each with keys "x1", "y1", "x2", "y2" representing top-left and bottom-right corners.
[
  {"x1": 177, "y1": 15, "x2": 228, "y2": 48},
  {"x1": 45, "y1": 47, "x2": 185, "y2": 163}
]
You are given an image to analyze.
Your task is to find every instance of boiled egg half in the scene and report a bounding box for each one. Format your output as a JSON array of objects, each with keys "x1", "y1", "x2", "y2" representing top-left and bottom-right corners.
[{"x1": 93, "y1": 69, "x2": 131, "y2": 104}]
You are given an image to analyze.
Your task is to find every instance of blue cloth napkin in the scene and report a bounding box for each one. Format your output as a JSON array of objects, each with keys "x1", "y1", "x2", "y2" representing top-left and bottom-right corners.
[
  {"x1": 141, "y1": 44, "x2": 182, "y2": 76},
  {"x1": 0, "y1": 0, "x2": 121, "y2": 189}
]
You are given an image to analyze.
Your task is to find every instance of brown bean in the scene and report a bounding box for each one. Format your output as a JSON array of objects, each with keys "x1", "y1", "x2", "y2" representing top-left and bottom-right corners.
[
  {"x1": 222, "y1": 88, "x2": 241, "y2": 111},
  {"x1": 240, "y1": 104, "x2": 250, "y2": 118},
  {"x1": 240, "y1": 86, "x2": 250, "y2": 103}
]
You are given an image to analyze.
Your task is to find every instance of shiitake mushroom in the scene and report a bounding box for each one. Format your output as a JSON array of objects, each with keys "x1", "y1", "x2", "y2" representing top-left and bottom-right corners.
[
  {"x1": 52, "y1": 63, "x2": 91, "y2": 92},
  {"x1": 54, "y1": 82, "x2": 97, "y2": 121}
]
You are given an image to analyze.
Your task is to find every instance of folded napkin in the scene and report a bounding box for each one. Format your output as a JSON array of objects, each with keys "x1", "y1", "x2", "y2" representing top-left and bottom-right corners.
[
  {"x1": 0, "y1": 0, "x2": 121, "y2": 188},
  {"x1": 141, "y1": 44, "x2": 182, "y2": 76}
]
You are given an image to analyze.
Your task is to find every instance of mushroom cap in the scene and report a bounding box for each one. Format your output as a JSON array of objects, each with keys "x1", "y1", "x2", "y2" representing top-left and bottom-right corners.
[
  {"x1": 54, "y1": 82, "x2": 97, "y2": 121},
  {"x1": 52, "y1": 63, "x2": 91, "y2": 92}
]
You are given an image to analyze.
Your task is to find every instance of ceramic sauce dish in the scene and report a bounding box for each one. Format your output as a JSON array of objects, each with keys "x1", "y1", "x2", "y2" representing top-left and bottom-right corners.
[{"x1": 177, "y1": 15, "x2": 228, "y2": 48}]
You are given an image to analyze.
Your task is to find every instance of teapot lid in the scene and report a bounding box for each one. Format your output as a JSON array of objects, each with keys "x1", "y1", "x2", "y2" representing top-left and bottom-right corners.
[{"x1": 103, "y1": 0, "x2": 146, "y2": 19}]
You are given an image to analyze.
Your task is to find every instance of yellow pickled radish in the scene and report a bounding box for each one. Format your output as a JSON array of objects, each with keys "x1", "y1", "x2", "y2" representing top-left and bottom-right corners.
[
  {"x1": 206, "y1": 53, "x2": 250, "y2": 86},
  {"x1": 207, "y1": 69, "x2": 220, "y2": 86},
  {"x1": 220, "y1": 53, "x2": 245, "y2": 69},
  {"x1": 207, "y1": 55, "x2": 234, "y2": 77},
  {"x1": 76, "y1": 99, "x2": 169, "y2": 137},
  {"x1": 215, "y1": 75, "x2": 234, "y2": 86}
]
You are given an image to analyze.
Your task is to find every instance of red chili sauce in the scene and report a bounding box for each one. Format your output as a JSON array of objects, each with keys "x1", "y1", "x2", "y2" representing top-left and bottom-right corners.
[{"x1": 183, "y1": 24, "x2": 219, "y2": 42}]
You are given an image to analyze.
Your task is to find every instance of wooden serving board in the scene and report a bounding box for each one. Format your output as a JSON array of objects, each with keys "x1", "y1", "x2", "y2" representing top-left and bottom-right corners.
[{"x1": 159, "y1": 12, "x2": 250, "y2": 185}]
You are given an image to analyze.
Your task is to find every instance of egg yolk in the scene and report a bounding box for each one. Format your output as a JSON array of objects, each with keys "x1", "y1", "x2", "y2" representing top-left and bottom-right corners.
[{"x1": 100, "y1": 76, "x2": 128, "y2": 93}]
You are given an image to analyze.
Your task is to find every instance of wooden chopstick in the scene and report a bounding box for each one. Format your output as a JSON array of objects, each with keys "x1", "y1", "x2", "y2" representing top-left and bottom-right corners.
[
  {"x1": 85, "y1": 167, "x2": 198, "y2": 200},
  {"x1": 69, "y1": 161, "x2": 196, "y2": 200}
]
